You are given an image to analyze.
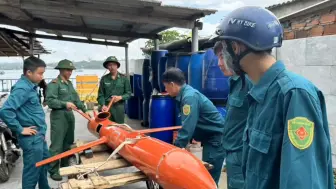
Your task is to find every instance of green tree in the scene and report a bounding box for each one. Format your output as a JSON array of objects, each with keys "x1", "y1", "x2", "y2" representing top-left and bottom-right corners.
[
  {"x1": 143, "y1": 30, "x2": 190, "y2": 57},
  {"x1": 145, "y1": 30, "x2": 189, "y2": 49}
]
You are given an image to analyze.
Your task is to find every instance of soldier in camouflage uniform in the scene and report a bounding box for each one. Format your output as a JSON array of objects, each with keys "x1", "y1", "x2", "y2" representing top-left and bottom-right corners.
[
  {"x1": 45, "y1": 59, "x2": 89, "y2": 181},
  {"x1": 97, "y1": 56, "x2": 131, "y2": 123}
]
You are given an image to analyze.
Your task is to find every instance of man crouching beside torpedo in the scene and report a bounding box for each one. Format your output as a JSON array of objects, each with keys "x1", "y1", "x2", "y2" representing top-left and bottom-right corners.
[{"x1": 162, "y1": 67, "x2": 226, "y2": 186}]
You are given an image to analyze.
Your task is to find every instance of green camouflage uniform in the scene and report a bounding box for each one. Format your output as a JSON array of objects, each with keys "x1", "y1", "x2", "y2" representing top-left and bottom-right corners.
[
  {"x1": 46, "y1": 59, "x2": 87, "y2": 180},
  {"x1": 97, "y1": 56, "x2": 131, "y2": 123}
]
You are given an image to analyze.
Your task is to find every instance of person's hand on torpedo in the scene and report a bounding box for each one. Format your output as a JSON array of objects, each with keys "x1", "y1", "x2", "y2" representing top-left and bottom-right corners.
[{"x1": 66, "y1": 102, "x2": 77, "y2": 110}]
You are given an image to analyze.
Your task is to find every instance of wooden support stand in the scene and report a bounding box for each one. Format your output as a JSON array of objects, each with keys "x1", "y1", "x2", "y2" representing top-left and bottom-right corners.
[{"x1": 60, "y1": 139, "x2": 213, "y2": 189}]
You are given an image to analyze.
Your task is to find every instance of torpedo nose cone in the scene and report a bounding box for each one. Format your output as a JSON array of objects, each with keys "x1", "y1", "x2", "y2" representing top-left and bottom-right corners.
[{"x1": 156, "y1": 149, "x2": 217, "y2": 189}]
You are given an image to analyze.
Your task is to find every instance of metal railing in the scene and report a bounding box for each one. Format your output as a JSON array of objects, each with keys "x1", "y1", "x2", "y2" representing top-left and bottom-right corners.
[{"x1": 0, "y1": 78, "x2": 77, "y2": 92}]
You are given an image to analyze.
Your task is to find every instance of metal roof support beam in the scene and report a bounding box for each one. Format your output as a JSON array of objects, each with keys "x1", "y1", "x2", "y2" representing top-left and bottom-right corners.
[
  {"x1": 6, "y1": 31, "x2": 30, "y2": 49},
  {"x1": 29, "y1": 29, "x2": 35, "y2": 55},
  {"x1": 125, "y1": 44, "x2": 129, "y2": 78},
  {"x1": 154, "y1": 39, "x2": 159, "y2": 50},
  {"x1": 191, "y1": 20, "x2": 203, "y2": 52},
  {"x1": 0, "y1": 50, "x2": 7, "y2": 56},
  {"x1": 0, "y1": 28, "x2": 127, "y2": 47},
  {"x1": 0, "y1": 18, "x2": 160, "y2": 40},
  {"x1": 0, "y1": 32, "x2": 23, "y2": 56},
  {"x1": 19, "y1": 3, "x2": 196, "y2": 29}
]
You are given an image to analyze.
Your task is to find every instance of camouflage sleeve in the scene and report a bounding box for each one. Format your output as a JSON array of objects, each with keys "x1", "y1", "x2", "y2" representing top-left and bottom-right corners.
[
  {"x1": 97, "y1": 77, "x2": 105, "y2": 106},
  {"x1": 45, "y1": 82, "x2": 67, "y2": 109},
  {"x1": 73, "y1": 90, "x2": 87, "y2": 112},
  {"x1": 121, "y1": 77, "x2": 131, "y2": 100}
]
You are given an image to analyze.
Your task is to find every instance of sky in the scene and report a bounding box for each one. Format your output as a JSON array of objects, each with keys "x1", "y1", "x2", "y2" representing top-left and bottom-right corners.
[{"x1": 0, "y1": 0, "x2": 289, "y2": 64}]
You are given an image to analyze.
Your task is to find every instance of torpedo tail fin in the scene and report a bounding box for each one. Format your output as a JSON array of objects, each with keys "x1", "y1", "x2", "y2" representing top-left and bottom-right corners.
[
  {"x1": 36, "y1": 136, "x2": 108, "y2": 167},
  {"x1": 137, "y1": 126, "x2": 182, "y2": 134}
]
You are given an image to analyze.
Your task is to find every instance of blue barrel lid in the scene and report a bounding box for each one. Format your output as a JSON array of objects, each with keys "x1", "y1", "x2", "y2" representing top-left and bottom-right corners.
[
  {"x1": 176, "y1": 52, "x2": 192, "y2": 56},
  {"x1": 189, "y1": 50, "x2": 206, "y2": 55},
  {"x1": 151, "y1": 94, "x2": 174, "y2": 99},
  {"x1": 166, "y1": 52, "x2": 179, "y2": 56}
]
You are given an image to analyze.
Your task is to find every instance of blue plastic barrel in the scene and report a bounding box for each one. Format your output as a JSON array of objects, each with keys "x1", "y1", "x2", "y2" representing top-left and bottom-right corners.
[
  {"x1": 138, "y1": 96, "x2": 143, "y2": 119},
  {"x1": 142, "y1": 59, "x2": 152, "y2": 98},
  {"x1": 149, "y1": 95, "x2": 175, "y2": 144},
  {"x1": 188, "y1": 51, "x2": 205, "y2": 91},
  {"x1": 142, "y1": 98, "x2": 150, "y2": 127},
  {"x1": 158, "y1": 56, "x2": 168, "y2": 92},
  {"x1": 129, "y1": 75, "x2": 134, "y2": 94},
  {"x1": 216, "y1": 106, "x2": 227, "y2": 118},
  {"x1": 126, "y1": 96, "x2": 140, "y2": 119},
  {"x1": 203, "y1": 48, "x2": 230, "y2": 101},
  {"x1": 133, "y1": 74, "x2": 142, "y2": 97},
  {"x1": 151, "y1": 50, "x2": 168, "y2": 91},
  {"x1": 166, "y1": 52, "x2": 177, "y2": 70},
  {"x1": 176, "y1": 53, "x2": 191, "y2": 83}
]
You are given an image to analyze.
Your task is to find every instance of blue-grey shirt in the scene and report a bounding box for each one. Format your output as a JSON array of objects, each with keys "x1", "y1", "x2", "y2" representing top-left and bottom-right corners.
[
  {"x1": 223, "y1": 75, "x2": 252, "y2": 151},
  {"x1": 242, "y1": 61, "x2": 333, "y2": 189},
  {"x1": 174, "y1": 84, "x2": 225, "y2": 148},
  {"x1": 0, "y1": 75, "x2": 47, "y2": 136}
]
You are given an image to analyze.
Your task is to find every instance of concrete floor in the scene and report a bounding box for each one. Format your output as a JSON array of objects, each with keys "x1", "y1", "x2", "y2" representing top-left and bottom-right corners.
[{"x1": 0, "y1": 107, "x2": 227, "y2": 189}]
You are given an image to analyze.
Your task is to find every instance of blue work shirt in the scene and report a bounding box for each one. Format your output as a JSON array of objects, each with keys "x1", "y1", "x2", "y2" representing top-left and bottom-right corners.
[
  {"x1": 174, "y1": 84, "x2": 225, "y2": 148},
  {"x1": 242, "y1": 61, "x2": 333, "y2": 189},
  {"x1": 223, "y1": 75, "x2": 252, "y2": 151},
  {"x1": 0, "y1": 75, "x2": 47, "y2": 136}
]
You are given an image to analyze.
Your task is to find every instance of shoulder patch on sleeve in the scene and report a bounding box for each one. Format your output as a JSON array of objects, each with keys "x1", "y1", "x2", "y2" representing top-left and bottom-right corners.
[
  {"x1": 182, "y1": 104, "x2": 191, "y2": 116},
  {"x1": 288, "y1": 117, "x2": 314, "y2": 150}
]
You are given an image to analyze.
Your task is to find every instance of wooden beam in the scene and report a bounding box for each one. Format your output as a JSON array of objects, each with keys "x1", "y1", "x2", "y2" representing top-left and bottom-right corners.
[
  {"x1": 20, "y1": 3, "x2": 195, "y2": 28},
  {"x1": 61, "y1": 172, "x2": 147, "y2": 189},
  {"x1": 0, "y1": 17, "x2": 160, "y2": 40},
  {"x1": 0, "y1": 32, "x2": 24, "y2": 56},
  {"x1": 0, "y1": 50, "x2": 7, "y2": 56},
  {"x1": 6, "y1": 31, "x2": 30, "y2": 49},
  {"x1": 59, "y1": 159, "x2": 131, "y2": 176}
]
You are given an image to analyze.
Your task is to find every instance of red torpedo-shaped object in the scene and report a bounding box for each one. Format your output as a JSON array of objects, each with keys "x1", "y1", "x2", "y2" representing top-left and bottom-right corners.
[{"x1": 36, "y1": 105, "x2": 217, "y2": 189}]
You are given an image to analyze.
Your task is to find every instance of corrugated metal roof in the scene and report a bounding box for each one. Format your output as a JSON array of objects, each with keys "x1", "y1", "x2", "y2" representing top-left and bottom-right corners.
[
  {"x1": 0, "y1": 0, "x2": 217, "y2": 46},
  {"x1": 266, "y1": 0, "x2": 302, "y2": 9},
  {"x1": 0, "y1": 29, "x2": 49, "y2": 57}
]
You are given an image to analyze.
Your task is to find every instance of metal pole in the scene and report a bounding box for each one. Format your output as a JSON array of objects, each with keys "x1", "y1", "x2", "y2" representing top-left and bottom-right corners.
[
  {"x1": 191, "y1": 24, "x2": 199, "y2": 52},
  {"x1": 125, "y1": 44, "x2": 129, "y2": 78},
  {"x1": 29, "y1": 30, "x2": 35, "y2": 56},
  {"x1": 154, "y1": 39, "x2": 159, "y2": 50}
]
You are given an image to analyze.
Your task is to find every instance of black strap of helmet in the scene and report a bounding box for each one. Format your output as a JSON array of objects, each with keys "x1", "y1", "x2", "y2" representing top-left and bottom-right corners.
[{"x1": 226, "y1": 40, "x2": 253, "y2": 89}]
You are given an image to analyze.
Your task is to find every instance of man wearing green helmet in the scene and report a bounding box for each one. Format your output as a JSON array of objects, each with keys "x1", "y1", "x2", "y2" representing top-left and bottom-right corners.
[
  {"x1": 97, "y1": 56, "x2": 131, "y2": 123},
  {"x1": 45, "y1": 59, "x2": 89, "y2": 181}
]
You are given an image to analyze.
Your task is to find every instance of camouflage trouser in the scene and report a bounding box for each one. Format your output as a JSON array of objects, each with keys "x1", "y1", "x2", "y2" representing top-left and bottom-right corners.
[
  {"x1": 48, "y1": 110, "x2": 75, "y2": 175},
  {"x1": 108, "y1": 103, "x2": 125, "y2": 123}
]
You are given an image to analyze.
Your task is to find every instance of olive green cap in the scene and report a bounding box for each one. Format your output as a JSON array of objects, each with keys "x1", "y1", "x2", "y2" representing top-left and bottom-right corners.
[
  {"x1": 55, "y1": 59, "x2": 76, "y2": 70},
  {"x1": 103, "y1": 56, "x2": 120, "y2": 69}
]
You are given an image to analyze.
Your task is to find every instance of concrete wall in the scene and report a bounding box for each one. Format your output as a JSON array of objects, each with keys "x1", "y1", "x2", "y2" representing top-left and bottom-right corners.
[{"x1": 274, "y1": 35, "x2": 336, "y2": 166}]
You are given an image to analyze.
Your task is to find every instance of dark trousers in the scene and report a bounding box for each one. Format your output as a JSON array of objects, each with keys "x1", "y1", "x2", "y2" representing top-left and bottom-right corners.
[
  {"x1": 18, "y1": 134, "x2": 50, "y2": 189},
  {"x1": 226, "y1": 150, "x2": 244, "y2": 189},
  {"x1": 202, "y1": 141, "x2": 226, "y2": 185},
  {"x1": 48, "y1": 110, "x2": 75, "y2": 175}
]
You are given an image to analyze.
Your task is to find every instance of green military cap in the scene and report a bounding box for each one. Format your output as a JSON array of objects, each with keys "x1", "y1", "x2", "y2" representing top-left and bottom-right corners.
[
  {"x1": 55, "y1": 59, "x2": 76, "y2": 70},
  {"x1": 103, "y1": 56, "x2": 120, "y2": 69}
]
